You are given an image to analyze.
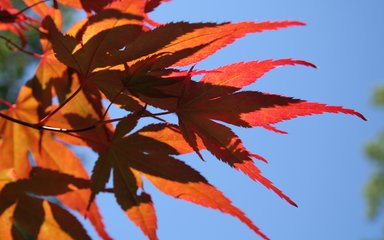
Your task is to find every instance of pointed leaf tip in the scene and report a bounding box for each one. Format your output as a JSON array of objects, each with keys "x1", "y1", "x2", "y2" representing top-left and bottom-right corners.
[
  {"x1": 289, "y1": 59, "x2": 317, "y2": 68},
  {"x1": 250, "y1": 153, "x2": 268, "y2": 164},
  {"x1": 200, "y1": 58, "x2": 317, "y2": 90},
  {"x1": 292, "y1": 21, "x2": 306, "y2": 26},
  {"x1": 354, "y1": 111, "x2": 367, "y2": 121}
]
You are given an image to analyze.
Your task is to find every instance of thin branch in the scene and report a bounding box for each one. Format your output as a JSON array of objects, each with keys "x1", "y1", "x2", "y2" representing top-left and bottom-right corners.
[
  {"x1": 16, "y1": 0, "x2": 51, "y2": 16},
  {"x1": 102, "y1": 117, "x2": 126, "y2": 125},
  {"x1": 0, "y1": 112, "x2": 36, "y2": 128},
  {"x1": 148, "y1": 115, "x2": 167, "y2": 123},
  {"x1": 101, "y1": 86, "x2": 127, "y2": 120},
  {"x1": 38, "y1": 79, "x2": 87, "y2": 125},
  {"x1": 0, "y1": 104, "x2": 172, "y2": 133},
  {"x1": 0, "y1": 35, "x2": 42, "y2": 58},
  {"x1": 40, "y1": 124, "x2": 97, "y2": 133},
  {"x1": 100, "y1": 188, "x2": 114, "y2": 193},
  {"x1": 108, "y1": 107, "x2": 171, "y2": 124},
  {"x1": 102, "y1": 101, "x2": 114, "y2": 120},
  {"x1": 0, "y1": 111, "x2": 98, "y2": 133},
  {"x1": 141, "y1": 110, "x2": 173, "y2": 123},
  {"x1": 24, "y1": 20, "x2": 41, "y2": 32},
  {"x1": 164, "y1": 122, "x2": 182, "y2": 133},
  {"x1": 0, "y1": 99, "x2": 14, "y2": 109},
  {"x1": 144, "y1": 111, "x2": 172, "y2": 117}
]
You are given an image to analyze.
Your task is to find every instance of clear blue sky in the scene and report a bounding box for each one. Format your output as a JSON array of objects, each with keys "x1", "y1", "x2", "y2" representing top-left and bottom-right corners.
[{"x1": 78, "y1": 1, "x2": 384, "y2": 239}]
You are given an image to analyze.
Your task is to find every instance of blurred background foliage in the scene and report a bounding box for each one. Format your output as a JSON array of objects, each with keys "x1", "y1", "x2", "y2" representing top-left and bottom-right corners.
[
  {"x1": 0, "y1": 0, "x2": 74, "y2": 109},
  {"x1": 0, "y1": 1, "x2": 40, "y2": 106},
  {"x1": 366, "y1": 85, "x2": 384, "y2": 237}
]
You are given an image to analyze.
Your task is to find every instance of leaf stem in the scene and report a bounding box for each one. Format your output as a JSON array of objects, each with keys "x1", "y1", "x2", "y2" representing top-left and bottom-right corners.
[
  {"x1": 0, "y1": 99, "x2": 14, "y2": 109},
  {"x1": 141, "y1": 110, "x2": 173, "y2": 123},
  {"x1": 38, "y1": 79, "x2": 87, "y2": 125},
  {"x1": 0, "y1": 111, "x2": 98, "y2": 133},
  {"x1": 146, "y1": 111, "x2": 173, "y2": 117},
  {"x1": 100, "y1": 188, "x2": 114, "y2": 193},
  {"x1": 0, "y1": 35, "x2": 42, "y2": 58},
  {"x1": 0, "y1": 112, "x2": 36, "y2": 128},
  {"x1": 101, "y1": 86, "x2": 127, "y2": 120},
  {"x1": 15, "y1": 0, "x2": 51, "y2": 16},
  {"x1": 0, "y1": 106, "x2": 174, "y2": 135}
]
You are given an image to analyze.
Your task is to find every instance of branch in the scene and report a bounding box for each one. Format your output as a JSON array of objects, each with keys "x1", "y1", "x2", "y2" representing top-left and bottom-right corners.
[
  {"x1": 0, "y1": 106, "x2": 173, "y2": 134},
  {"x1": 38, "y1": 79, "x2": 87, "y2": 125},
  {"x1": 15, "y1": 0, "x2": 51, "y2": 16},
  {"x1": 0, "y1": 99, "x2": 14, "y2": 109},
  {"x1": 0, "y1": 35, "x2": 42, "y2": 58},
  {"x1": 100, "y1": 188, "x2": 114, "y2": 193},
  {"x1": 101, "y1": 86, "x2": 127, "y2": 120},
  {"x1": 0, "y1": 112, "x2": 36, "y2": 128},
  {"x1": 141, "y1": 110, "x2": 172, "y2": 123}
]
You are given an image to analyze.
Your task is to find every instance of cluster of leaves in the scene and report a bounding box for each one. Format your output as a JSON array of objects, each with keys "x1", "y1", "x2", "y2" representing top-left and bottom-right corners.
[{"x1": 0, "y1": 0, "x2": 365, "y2": 239}]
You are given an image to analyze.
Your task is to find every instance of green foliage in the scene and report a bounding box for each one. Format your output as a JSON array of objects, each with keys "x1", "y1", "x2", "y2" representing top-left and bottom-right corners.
[
  {"x1": 373, "y1": 86, "x2": 384, "y2": 106},
  {"x1": 0, "y1": 0, "x2": 73, "y2": 106},
  {"x1": 0, "y1": 32, "x2": 28, "y2": 103},
  {"x1": 365, "y1": 85, "x2": 384, "y2": 224}
]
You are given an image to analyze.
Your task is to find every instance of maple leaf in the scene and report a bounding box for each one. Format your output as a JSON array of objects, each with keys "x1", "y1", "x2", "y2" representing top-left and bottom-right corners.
[
  {"x1": 41, "y1": 11, "x2": 144, "y2": 77},
  {"x1": 0, "y1": 167, "x2": 90, "y2": 211},
  {"x1": 0, "y1": 85, "x2": 111, "y2": 239},
  {"x1": 152, "y1": 59, "x2": 364, "y2": 206},
  {"x1": 85, "y1": 21, "x2": 308, "y2": 111},
  {"x1": 37, "y1": 13, "x2": 116, "y2": 152},
  {"x1": 90, "y1": 123, "x2": 269, "y2": 239},
  {"x1": 0, "y1": 167, "x2": 92, "y2": 239},
  {"x1": 112, "y1": 20, "x2": 305, "y2": 68},
  {"x1": 198, "y1": 59, "x2": 366, "y2": 132},
  {"x1": 0, "y1": 1, "x2": 367, "y2": 239}
]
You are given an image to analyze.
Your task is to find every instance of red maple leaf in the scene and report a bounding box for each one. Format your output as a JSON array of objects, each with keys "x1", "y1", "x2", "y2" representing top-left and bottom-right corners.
[{"x1": 0, "y1": 1, "x2": 365, "y2": 239}]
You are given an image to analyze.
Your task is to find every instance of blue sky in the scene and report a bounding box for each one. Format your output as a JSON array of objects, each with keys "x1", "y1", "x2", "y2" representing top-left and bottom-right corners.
[{"x1": 79, "y1": 1, "x2": 384, "y2": 239}]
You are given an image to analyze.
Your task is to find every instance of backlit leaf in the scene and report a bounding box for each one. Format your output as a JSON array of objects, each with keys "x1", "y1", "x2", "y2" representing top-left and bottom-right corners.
[
  {"x1": 0, "y1": 1, "x2": 366, "y2": 239},
  {"x1": 0, "y1": 86, "x2": 110, "y2": 239}
]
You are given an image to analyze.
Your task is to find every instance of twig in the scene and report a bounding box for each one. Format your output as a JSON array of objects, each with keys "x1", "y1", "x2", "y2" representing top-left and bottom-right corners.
[
  {"x1": 0, "y1": 99, "x2": 14, "y2": 109},
  {"x1": 16, "y1": 0, "x2": 51, "y2": 16},
  {"x1": 0, "y1": 109, "x2": 173, "y2": 133},
  {"x1": 0, "y1": 35, "x2": 42, "y2": 58},
  {"x1": 38, "y1": 79, "x2": 87, "y2": 125}
]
